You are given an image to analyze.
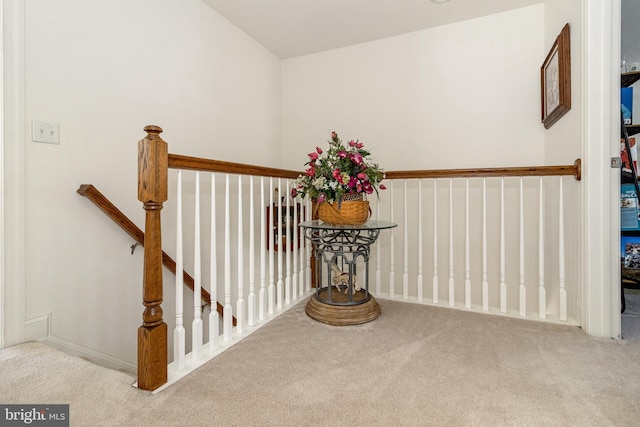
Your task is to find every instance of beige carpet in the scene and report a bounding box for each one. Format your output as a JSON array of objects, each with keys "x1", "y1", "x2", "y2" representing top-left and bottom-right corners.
[{"x1": 2, "y1": 299, "x2": 640, "y2": 426}]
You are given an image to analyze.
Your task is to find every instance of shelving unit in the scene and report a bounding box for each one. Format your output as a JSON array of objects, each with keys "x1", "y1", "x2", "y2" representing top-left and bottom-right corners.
[{"x1": 620, "y1": 71, "x2": 640, "y2": 313}]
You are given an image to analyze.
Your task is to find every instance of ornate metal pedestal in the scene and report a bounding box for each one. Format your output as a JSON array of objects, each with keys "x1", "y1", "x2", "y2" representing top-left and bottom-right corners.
[{"x1": 299, "y1": 220, "x2": 397, "y2": 326}]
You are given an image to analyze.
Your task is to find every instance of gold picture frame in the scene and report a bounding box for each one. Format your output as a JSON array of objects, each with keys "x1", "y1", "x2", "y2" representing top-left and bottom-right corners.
[{"x1": 541, "y1": 23, "x2": 571, "y2": 129}]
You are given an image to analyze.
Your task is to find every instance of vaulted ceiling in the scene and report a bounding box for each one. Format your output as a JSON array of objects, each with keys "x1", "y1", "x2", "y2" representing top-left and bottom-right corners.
[{"x1": 201, "y1": 0, "x2": 544, "y2": 59}]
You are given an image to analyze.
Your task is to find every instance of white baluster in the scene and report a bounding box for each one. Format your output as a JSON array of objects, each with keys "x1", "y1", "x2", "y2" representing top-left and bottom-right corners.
[
  {"x1": 292, "y1": 183, "x2": 299, "y2": 299},
  {"x1": 519, "y1": 177, "x2": 526, "y2": 317},
  {"x1": 433, "y1": 179, "x2": 439, "y2": 304},
  {"x1": 448, "y1": 178, "x2": 454, "y2": 307},
  {"x1": 224, "y1": 174, "x2": 233, "y2": 341},
  {"x1": 500, "y1": 178, "x2": 507, "y2": 313},
  {"x1": 403, "y1": 179, "x2": 409, "y2": 300},
  {"x1": 248, "y1": 176, "x2": 256, "y2": 327},
  {"x1": 174, "y1": 170, "x2": 185, "y2": 370},
  {"x1": 259, "y1": 177, "x2": 266, "y2": 321},
  {"x1": 192, "y1": 172, "x2": 203, "y2": 359},
  {"x1": 268, "y1": 178, "x2": 275, "y2": 315},
  {"x1": 236, "y1": 175, "x2": 245, "y2": 334},
  {"x1": 389, "y1": 181, "x2": 395, "y2": 298},
  {"x1": 538, "y1": 177, "x2": 546, "y2": 319},
  {"x1": 209, "y1": 173, "x2": 219, "y2": 349},
  {"x1": 465, "y1": 178, "x2": 471, "y2": 309},
  {"x1": 559, "y1": 177, "x2": 567, "y2": 321},
  {"x1": 417, "y1": 179, "x2": 423, "y2": 302},
  {"x1": 285, "y1": 181, "x2": 291, "y2": 305},
  {"x1": 277, "y1": 179, "x2": 284, "y2": 309},
  {"x1": 482, "y1": 178, "x2": 488, "y2": 311}
]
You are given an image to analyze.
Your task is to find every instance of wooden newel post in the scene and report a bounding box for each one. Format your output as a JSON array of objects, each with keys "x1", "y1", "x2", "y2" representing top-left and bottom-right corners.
[{"x1": 137, "y1": 125, "x2": 168, "y2": 391}]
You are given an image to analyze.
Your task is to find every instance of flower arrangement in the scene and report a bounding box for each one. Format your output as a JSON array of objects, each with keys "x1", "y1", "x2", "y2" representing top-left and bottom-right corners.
[{"x1": 291, "y1": 131, "x2": 386, "y2": 204}]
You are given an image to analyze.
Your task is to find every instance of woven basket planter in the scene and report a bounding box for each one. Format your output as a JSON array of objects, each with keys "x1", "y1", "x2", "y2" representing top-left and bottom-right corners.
[{"x1": 316, "y1": 194, "x2": 370, "y2": 225}]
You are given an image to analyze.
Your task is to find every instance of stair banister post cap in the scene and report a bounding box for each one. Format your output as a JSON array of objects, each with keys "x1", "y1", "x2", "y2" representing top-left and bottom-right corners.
[{"x1": 144, "y1": 125, "x2": 163, "y2": 137}]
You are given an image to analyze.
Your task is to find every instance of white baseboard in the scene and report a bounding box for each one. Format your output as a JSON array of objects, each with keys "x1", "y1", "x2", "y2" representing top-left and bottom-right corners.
[
  {"x1": 25, "y1": 314, "x2": 50, "y2": 341},
  {"x1": 41, "y1": 334, "x2": 136, "y2": 377}
]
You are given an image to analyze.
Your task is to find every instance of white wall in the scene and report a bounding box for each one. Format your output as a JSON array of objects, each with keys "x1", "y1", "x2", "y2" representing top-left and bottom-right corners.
[
  {"x1": 22, "y1": 0, "x2": 281, "y2": 364},
  {"x1": 280, "y1": 3, "x2": 587, "y2": 324},
  {"x1": 281, "y1": 5, "x2": 546, "y2": 171},
  {"x1": 540, "y1": 0, "x2": 583, "y2": 329}
]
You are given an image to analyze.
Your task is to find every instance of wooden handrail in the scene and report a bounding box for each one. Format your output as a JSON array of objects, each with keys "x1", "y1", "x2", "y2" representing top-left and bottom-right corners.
[
  {"x1": 168, "y1": 153, "x2": 581, "y2": 182},
  {"x1": 385, "y1": 159, "x2": 581, "y2": 181},
  {"x1": 168, "y1": 154, "x2": 300, "y2": 179},
  {"x1": 76, "y1": 184, "x2": 235, "y2": 326}
]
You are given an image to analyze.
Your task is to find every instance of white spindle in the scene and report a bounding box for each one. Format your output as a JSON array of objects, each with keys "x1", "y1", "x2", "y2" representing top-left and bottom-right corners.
[
  {"x1": 223, "y1": 174, "x2": 233, "y2": 341},
  {"x1": 268, "y1": 178, "x2": 275, "y2": 315},
  {"x1": 519, "y1": 177, "x2": 526, "y2": 317},
  {"x1": 248, "y1": 176, "x2": 256, "y2": 327},
  {"x1": 174, "y1": 170, "x2": 185, "y2": 370},
  {"x1": 259, "y1": 177, "x2": 266, "y2": 321},
  {"x1": 209, "y1": 173, "x2": 219, "y2": 349},
  {"x1": 236, "y1": 175, "x2": 245, "y2": 334},
  {"x1": 538, "y1": 177, "x2": 546, "y2": 319},
  {"x1": 192, "y1": 172, "x2": 203, "y2": 359},
  {"x1": 433, "y1": 179, "x2": 439, "y2": 304},
  {"x1": 465, "y1": 178, "x2": 471, "y2": 309},
  {"x1": 417, "y1": 180, "x2": 423, "y2": 302},
  {"x1": 292, "y1": 184, "x2": 299, "y2": 299},
  {"x1": 482, "y1": 178, "x2": 488, "y2": 311},
  {"x1": 448, "y1": 179, "x2": 454, "y2": 307},
  {"x1": 285, "y1": 181, "x2": 291, "y2": 305},
  {"x1": 389, "y1": 182, "x2": 395, "y2": 298},
  {"x1": 559, "y1": 177, "x2": 567, "y2": 321},
  {"x1": 277, "y1": 179, "x2": 284, "y2": 309},
  {"x1": 403, "y1": 180, "x2": 409, "y2": 300},
  {"x1": 500, "y1": 178, "x2": 507, "y2": 313}
]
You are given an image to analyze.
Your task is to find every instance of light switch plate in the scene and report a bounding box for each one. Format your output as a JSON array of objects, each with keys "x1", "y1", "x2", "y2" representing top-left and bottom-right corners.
[{"x1": 32, "y1": 120, "x2": 60, "y2": 144}]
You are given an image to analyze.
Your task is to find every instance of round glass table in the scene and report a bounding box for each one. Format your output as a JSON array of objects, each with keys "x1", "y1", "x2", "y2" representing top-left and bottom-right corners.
[{"x1": 299, "y1": 220, "x2": 397, "y2": 325}]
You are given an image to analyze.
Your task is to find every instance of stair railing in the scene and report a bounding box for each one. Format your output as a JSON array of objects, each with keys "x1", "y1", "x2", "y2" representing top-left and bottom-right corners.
[
  {"x1": 136, "y1": 124, "x2": 582, "y2": 391},
  {"x1": 77, "y1": 184, "x2": 233, "y2": 320}
]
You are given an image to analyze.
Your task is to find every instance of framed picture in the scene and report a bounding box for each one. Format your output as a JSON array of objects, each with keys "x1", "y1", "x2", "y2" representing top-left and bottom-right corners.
[{"x1": 541, "y1": 23, "x2": 571, "y2": 129}]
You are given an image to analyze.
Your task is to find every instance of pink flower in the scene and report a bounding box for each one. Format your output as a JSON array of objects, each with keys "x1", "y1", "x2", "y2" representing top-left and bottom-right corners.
[
  {"x1": 308, "y1": 152, "x2": 318, "y2": 161},
  {"x1": 306, "y1": 167, "x2": 315, "y2": 177},
  {"x1": 379, "y1": 184, "x2": 387, "y2": 190},
  {"x1": 316, "y1": 146, "x2": 323, "y2": 154},
  {"x1": 364, "y1": 185, "x2": 374, "y2": 194},
  {"x1": 291, "y1": 188, "x2": 297, "y2": 198},
  {"x1": 331, "y1": 131, "x2": 337, "y2": 140},
  {"x1": 356, "y1": 142, "x2": 364, "y2": 149},
  {"x1": 356, "y1": 183, "x2": 363, "y2": 192},
  {"x1": 357, "y1": 172, "x2": 367, "y2": 180},
  {"x1": 332, "y1": 168, "x2": 344, "y2": 184},
  {"x1": 318, "y1": 194, "x2": 326, "y2": 203},
  {"x1": 348, "y1": 176, "x2": 358, "y2": 188},
  {"x1": 337, "y1": 151, "x2": 347, "y2": 159},
  {"x1": 350, "y1": 152, "x2": 363, "y2": 165},
  {"x1": 349, "y1": 140, "x2": 357, "y2": 147}
]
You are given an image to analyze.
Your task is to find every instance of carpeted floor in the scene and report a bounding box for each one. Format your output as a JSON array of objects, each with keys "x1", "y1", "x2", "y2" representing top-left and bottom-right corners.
[
  {"x1": 622, "y1": 292, "x2": 640, "y2": 343},
  {"x1": 1, "y1": 298, "x2": 640, "y2": 426}
]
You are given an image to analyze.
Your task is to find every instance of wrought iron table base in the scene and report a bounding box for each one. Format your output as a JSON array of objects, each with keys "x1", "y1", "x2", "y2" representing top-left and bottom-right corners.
[{"x1": 299, "y1": 220, "x2": 396, "y2": 326}]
